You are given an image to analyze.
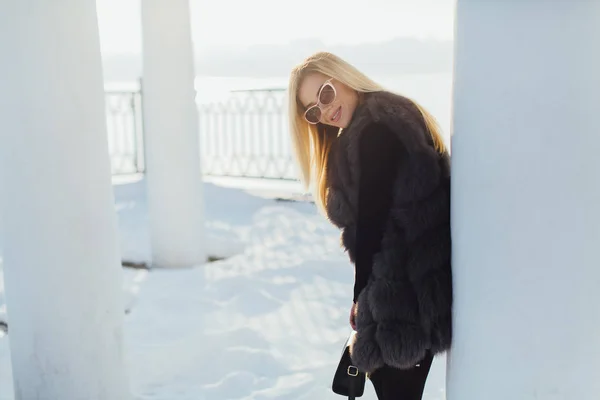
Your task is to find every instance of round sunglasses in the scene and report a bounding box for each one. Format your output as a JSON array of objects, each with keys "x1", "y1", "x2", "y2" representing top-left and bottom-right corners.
[{"x1": 303, "y1": 79, "x2": 336, "y2": 124}]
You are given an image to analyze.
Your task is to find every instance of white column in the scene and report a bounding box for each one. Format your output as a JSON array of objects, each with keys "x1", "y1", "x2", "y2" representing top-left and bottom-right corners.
[
  {"x1": 0, "y1": 1, "x2": 130, "y2": 399},
  {"x1": 141, "y1": 0, "x2": 206, "y2": 267},
  {"x1": 448, "y1": 1, "x2": 600, "y2": 399}
]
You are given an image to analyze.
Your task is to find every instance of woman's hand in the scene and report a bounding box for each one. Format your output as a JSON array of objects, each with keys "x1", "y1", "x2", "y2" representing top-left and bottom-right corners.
[{"x1": 349, "y1": 302, "x2": 357, "y2": 330}]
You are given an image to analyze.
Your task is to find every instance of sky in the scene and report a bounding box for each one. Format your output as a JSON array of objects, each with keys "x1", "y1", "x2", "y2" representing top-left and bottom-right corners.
[{"x1": 96, "y1": 0, "x2": 456, "y2": 54}]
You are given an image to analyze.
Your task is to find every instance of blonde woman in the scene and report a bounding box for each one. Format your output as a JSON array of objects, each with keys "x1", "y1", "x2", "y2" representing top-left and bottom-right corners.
[{"x1": 288, "y1": 52, "x2": 452, "y2": 400}]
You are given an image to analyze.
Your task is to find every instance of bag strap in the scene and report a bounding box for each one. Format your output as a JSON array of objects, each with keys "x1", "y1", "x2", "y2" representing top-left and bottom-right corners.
[{"x1": 348, "y1": 366, "x2": 356, "y2": 400}]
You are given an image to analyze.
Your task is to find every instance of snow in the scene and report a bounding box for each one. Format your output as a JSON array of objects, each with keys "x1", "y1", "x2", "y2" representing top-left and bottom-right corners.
[{"x1": 0, "y1": 176, "x2": 447, "y2": 399}]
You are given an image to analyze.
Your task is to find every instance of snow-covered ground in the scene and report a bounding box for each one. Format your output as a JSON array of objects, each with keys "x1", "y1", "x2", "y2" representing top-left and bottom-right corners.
[{"x1": 0, "y1": 176, "x2": 446, "y2": 399}]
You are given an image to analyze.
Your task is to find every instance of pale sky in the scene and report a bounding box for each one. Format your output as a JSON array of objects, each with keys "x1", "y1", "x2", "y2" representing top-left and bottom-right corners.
[{"x1": 96, "y1": 0, "x2": 455, "y2": 54}]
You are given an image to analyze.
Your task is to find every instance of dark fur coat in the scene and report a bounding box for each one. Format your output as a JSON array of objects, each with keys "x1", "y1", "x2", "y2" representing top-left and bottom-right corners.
[{"x1": 325, "y1": 91, "x2": 452, "y2": 373}]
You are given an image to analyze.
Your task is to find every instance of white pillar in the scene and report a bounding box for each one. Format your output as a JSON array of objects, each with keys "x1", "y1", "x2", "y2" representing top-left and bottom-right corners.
[
  {"x1": 141, "y1": 0, "x2": 206, "y2": 267},
  {"x1": 448, "y1": 1, "x2": 600, "y2": 399},
  {"x1": 0, "y1": 1, "x2": 130, "y2": 399}
]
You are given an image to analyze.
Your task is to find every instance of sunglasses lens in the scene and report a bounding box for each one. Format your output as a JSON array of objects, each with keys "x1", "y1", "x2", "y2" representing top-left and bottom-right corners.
[
  {"x1": 305, "y1": 106, "x2": 321, "y2": 124},
  {"x1": 320, "y1": 84, "x2": 335, "y2": 105}
]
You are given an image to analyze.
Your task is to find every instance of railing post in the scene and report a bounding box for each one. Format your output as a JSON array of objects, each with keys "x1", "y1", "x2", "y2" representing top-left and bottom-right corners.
[
  {"x1": 0, "y1": 1, "x2": 130, "y2": 398},
  {"x1": 448, "y1": 1, "x2": 600, "y2": 399},
  {"x1": 135, "y1": 78, "x2": 146, "y2": 173}
]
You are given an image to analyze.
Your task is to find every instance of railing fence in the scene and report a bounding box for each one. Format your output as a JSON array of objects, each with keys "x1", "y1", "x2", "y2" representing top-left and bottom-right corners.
[
  {"x1": 105, "y1": 88, "x2": 298, "y2": 181},
  {"x1": 105, "y1": 90, "x2": 145, "y2": 175}
]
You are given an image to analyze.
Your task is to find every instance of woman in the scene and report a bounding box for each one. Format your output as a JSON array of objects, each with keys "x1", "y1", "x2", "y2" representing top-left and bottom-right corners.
[{"x1": 287, "y1": 52, "x2": 452, "y2": 400}]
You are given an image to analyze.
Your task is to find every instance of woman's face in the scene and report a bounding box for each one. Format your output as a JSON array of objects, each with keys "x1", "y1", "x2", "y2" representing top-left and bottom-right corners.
[{"x1": 298, "y1": 72, "x2": 359, "y2": 129}]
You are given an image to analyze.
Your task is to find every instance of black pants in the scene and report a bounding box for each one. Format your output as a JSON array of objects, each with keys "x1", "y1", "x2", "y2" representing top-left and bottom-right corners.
[{"x1": 368, "y1": 352, "x2": 434, "y2": 400}]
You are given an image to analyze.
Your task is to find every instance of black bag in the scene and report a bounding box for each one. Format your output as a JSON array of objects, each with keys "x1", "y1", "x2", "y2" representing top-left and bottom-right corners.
[{"x1": 332, "y1": 331, "x2": 366, "y2": 399}]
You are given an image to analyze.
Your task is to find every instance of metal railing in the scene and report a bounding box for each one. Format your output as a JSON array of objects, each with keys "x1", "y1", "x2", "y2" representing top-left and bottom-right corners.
[
  {"x1": 105, "y1": 90, "x2": 145, "y2": 175},
  {"x1": 197, "y1": 89, "x2": 297, "y2": 180},
  {"x1": 105, "y1": 88, "x2": 298, "y2": 181}
]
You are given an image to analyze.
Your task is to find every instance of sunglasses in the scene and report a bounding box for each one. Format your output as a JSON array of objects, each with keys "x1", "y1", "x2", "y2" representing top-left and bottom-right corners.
[{"x1": 303, "y1": 79, "x2": 337, "y2": 124}]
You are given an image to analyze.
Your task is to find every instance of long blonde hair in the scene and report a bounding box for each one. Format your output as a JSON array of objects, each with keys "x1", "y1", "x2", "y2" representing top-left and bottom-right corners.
[{"x1": 288, "y1": 51, "x2": 446, "y2": 212}]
